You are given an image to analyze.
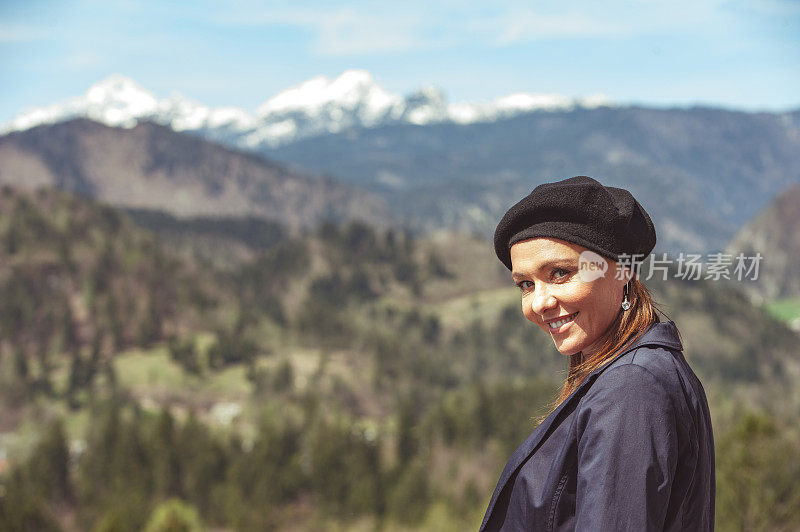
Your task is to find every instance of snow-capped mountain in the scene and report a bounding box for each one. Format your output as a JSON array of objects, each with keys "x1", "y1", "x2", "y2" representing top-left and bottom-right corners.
[
  {"x1": 256, "y1": 70, "x2": 402, "y2": 125},
  {"x1": 2, "y1": 75, "x2": 258, "y2": 136},
  {"x1": 1, "y1": 70, "x2": 613, "y2": 148}
]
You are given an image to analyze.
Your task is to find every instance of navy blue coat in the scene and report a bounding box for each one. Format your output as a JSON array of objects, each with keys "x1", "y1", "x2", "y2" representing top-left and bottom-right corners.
[{"x1": 480, "y1": 321, "x2": 715, "y2": 531}]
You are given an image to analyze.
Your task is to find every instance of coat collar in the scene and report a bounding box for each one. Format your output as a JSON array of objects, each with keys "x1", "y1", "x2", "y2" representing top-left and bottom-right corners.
[{"x1": 479, "y1": 321, "x2": 682, "y2": 531}]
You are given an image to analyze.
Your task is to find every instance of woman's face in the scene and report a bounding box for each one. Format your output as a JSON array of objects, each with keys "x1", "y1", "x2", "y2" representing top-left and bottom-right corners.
[{"x1": 509, "y1": 237, "x2": 629, "y2": 357}]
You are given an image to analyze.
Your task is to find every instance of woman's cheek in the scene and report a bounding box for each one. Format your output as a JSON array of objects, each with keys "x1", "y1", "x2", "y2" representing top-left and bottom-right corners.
[
  {"x1": 521, "y1": 296, "x2": 533, "y2": 323},
  {"x1": 521, "y1": 295, "x2": 539, "y2": 325}
]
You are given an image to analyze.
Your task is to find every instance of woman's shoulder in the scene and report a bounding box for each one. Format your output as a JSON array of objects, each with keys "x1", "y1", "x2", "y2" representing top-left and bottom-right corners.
[
  {"x1": 593, "y1": 321, "x2": 694, "y2": 396},
  {"x1": 579, "y1": 342, "x2": 704, "y2": 429},
  {"x1": 573, "y1": 350, "x2": 691, "y2": 441},
  {"x1": 608, "y1": 343, "x2": 686, "y2": 386},
  {"x1": 586, "y1": 347, "x2": 682, "y2": 402}
]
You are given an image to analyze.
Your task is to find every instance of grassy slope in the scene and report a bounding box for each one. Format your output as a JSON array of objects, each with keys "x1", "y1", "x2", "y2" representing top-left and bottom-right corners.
[
  {"x1": 766, "y1": 296, "x2": 800, "y2": 323},
  {"x1": 2, "y1": 188, "x2": 799, "y2": 530}
]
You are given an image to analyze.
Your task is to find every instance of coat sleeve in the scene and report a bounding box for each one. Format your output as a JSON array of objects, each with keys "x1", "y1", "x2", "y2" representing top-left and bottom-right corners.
[{"x1": 575, "y1": 363, "x2": 679, "y2": 531}]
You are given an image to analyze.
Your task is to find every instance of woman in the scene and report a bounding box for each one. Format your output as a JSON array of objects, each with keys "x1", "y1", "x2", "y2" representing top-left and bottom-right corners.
[{"x1": 480, "y1": 176, "x2": 715, "y2": 531}]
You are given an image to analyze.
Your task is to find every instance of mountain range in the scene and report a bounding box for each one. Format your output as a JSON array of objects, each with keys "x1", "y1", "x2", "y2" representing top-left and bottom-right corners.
[
  {"x1": 0, "y1": 118, "x2": 390, "y2": 229},
  {"x1": 3, "y1": 71, "x2": 800, "y2": 255},
  {"x1": 263, "y1": 105, "x2": 800, "y2": 254},
  {"x1": 1, "y1": 71, "x2": 611, "y2": 149}
]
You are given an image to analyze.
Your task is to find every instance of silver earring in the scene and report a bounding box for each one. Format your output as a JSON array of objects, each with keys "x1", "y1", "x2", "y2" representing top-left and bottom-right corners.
[{"x1": 621, "y1": 283, "x2": 631, "y2": 311}]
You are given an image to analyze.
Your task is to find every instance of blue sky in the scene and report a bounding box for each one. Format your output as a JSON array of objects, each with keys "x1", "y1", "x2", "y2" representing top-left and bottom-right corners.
[{"x1": 1, "y1": 0, "x2": 799, "y2": 123}]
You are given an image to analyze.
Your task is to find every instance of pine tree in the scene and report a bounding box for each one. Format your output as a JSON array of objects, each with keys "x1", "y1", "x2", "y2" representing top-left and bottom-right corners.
[
  {"x1": 26, "y1": 419, "x2": 72, "y2": 501},
  {"x1": 150, "y1": 409, "x2": 183, "y2": 499}
]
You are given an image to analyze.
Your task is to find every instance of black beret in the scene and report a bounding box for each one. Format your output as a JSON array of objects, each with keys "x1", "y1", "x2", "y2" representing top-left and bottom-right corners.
[{"x1": 494, "y1": 176, "x2": 656, "y2": 270}]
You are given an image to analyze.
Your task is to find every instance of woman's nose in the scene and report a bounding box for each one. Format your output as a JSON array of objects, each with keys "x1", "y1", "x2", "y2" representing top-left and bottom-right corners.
[{"x1": 530, "y1": 285, "x2": 557, "y2": 315}]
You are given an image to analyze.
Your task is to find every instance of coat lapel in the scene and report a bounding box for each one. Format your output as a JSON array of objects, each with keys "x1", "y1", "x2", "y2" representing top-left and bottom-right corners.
[{"x1": 478, "y1": 321, "x2": 682, "y2": 531}]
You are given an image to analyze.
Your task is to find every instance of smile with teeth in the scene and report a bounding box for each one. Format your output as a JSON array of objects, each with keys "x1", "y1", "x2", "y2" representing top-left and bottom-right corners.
[{"x1": 548, "y1": 312, "x2": 579, "y2": 330}]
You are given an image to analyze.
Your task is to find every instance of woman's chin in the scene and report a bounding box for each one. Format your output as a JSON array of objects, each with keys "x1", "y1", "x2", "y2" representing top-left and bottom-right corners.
[
  {"x1": 552, "y1": 333, "x2": 595, "y2": 357},
  {"x1": 553, "y1": 340, "x2": 581, "y2": 357}
]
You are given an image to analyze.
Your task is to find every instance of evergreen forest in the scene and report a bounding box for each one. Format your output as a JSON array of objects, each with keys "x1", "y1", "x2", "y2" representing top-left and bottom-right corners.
[{"x1": 0, "y1": 186, "x2": 798, "y2": 531}]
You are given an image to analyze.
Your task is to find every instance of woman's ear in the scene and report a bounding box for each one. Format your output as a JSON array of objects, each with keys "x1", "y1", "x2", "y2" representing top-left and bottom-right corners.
[
  {"x1": 622, "y1": 265, "x2": 635, "y2": 284},
  {"x1": 610, "y1": 261, "x2": 634, "y2": 285}
]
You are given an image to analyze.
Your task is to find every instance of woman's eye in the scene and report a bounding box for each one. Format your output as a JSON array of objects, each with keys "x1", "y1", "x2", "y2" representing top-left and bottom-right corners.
[
  {"x1": 552, "y1": 268, "x2": 571, "y2": 280},
  {"x1": 517, "y1": 280, "x2": 534, "y2": 292}
]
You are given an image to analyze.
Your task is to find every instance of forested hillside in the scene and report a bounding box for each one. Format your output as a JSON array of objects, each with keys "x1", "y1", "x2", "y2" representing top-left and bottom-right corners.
[
  {"x1": 0, "y1": 119, "x2": 393, "y2": 230},
  {"x1": 0, "y1": 187, "x2": 798, "y2": 531},
  {"x1": 727, "y1": 184, "x2": 800, "y2": 301},
  {"x1": 263, "y1": 106, "x2": 800, "y2": 253}
]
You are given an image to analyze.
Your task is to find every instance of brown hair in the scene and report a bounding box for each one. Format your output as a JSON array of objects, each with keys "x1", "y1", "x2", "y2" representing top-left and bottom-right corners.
[{"x1": 536, "y1": 275, "x2": 671, "y2": 424}]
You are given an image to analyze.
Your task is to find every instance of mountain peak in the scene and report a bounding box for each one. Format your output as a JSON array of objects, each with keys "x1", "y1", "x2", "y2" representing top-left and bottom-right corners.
[
  {"x1": 333, "y1": 68, "x2": 375, "y2": 88},
  {"x1": 0, "y1": 73, "x2": 161, "y2": 133},
  {"x1": 256, "y1": 69, "x2": 398, "y2": 118},
  {"x1": 2, "y1": 69, "x2": 614, "y2": 146},
  {"x1": 83, "y1": 74, "x2": 159, "y2": 124},
  {"x1": 85, "y1": 74, "x2": 152, "y2": 102},
  {"x1": 402, "y1": 85, "x2": 448, "y2": 125}
]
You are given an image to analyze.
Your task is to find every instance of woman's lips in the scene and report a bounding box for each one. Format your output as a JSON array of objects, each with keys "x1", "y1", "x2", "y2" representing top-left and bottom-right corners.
[{"x1": 547, "y1": 312, "x2": 579, "y2": 333}]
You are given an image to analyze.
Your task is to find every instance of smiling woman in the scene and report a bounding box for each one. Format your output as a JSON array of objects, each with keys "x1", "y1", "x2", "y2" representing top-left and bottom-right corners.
[
  {"x1": 510, "y1": 238, "x2": 628, "y2": 357},
  {"x1": 481, "y1": 176, "x2": 715, "y2": 531}
]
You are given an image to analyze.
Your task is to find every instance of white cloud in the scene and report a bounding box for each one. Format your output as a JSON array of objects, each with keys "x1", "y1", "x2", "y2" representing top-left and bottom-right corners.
[
  {"x1": 493, "y1": 10, "x2": 623, "y2": 45},
  {"x1": 214, "y1": 5, "x2": 441, "y2": 56},
  {"x1": 203, "y1": 0, "x2": 766, "y2": 55},
  {"x1": 0, "y1": 23, "x2": 48, "y2": 43},
  {"x1": 488, "y1": 0, "x2": 749, "y2": 45},
  {"x1": 746, "y1": 0, "x2": 800, "y2": 16},
  {"x1": 311, "y1": 10, "x2": 427, "y2": 55}
]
